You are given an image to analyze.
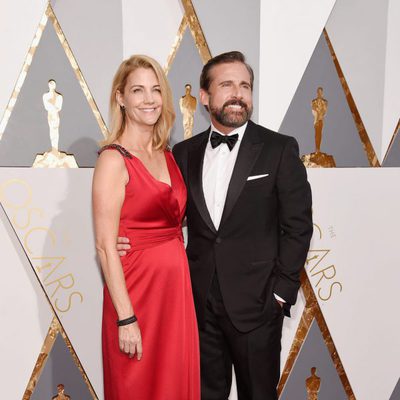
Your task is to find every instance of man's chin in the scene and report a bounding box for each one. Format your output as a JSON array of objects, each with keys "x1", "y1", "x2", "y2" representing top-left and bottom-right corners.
[
  {"x1": 222, "y1": 116, "x2": 249, "y2": 128},
  {"x1": 211, "y1": 108, "x2": 251, "y2": 128}
]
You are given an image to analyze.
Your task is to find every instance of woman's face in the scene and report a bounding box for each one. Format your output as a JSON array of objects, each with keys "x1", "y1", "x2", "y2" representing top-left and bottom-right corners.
[{"x1": 118, "y1": 67, "x2": 162, "y2": 128}]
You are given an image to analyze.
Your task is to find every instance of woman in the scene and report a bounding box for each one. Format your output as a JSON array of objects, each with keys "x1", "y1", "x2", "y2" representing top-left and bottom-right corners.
[{"x1": 92, "y1": 55, "x2": 200, "y2": 400}]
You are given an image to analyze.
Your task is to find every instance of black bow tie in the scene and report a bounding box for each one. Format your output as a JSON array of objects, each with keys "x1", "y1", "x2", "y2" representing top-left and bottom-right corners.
[{"x1": 210, "y1": 131, "x2": 239, "y2": 151}]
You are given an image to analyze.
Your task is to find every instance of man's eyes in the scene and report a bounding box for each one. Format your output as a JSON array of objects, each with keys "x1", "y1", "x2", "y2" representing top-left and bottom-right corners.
[{"x1": 219, "y1": 82, "x2": 251, "y2": 89}]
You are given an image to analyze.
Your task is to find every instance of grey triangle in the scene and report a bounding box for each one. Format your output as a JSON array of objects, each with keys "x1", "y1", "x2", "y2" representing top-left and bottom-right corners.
[
  {"x1": 280, "y1": 32, "x2": 370, "y2": 167},
  {"x1": 383, "y1": 126, "x2": 400, "y2": 166},
  {"x1": 0, "y1": 21, "x2": 102, "y2": 167},
  {"x1": 31, "y1": 333, "x2": 93, "y2": 400},
  {"x1": 168, "y1": 28, "x2": 210, "y2": 146},
  {"x1": 280, "y1": 319, "x2": 347, "y2": 400},
  {"x1": 390, "y1": 378, "x2": 400, "y2": 400},
  {"x1": 50, "y1": 0, "x2": 123, "y2": 120},
  {"x1": 191, "y1": 0, "x2": 260, "y2": 122}
]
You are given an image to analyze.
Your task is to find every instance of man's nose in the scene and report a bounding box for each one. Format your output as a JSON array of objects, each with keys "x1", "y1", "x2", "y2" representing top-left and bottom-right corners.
[{"x1": 232, "y1": 85, "x2": 243, "y2": 99}]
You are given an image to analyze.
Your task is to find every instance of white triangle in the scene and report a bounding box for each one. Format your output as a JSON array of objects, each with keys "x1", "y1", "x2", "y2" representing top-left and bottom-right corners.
[
  {"x1": 259, "y1": 0, "x2": 337, "y2": 131},
  {"x1": 382, "y1": 0, "x2": 400, "y2": 161},
  {"x1": 121, "y1": 0, "x2": 184, "y2": 67},
  {"x1": 0, "y1": 204, "x2": 53, "y2": 399},
  {"x1": 0, "y1": 169, "x2": 104, "y2": 398},
  {"x1": 0, "y1": 1, "x2": 47, "y2": 128},
  {"x1": 307, "y1": 168, "x2": 400, "y2": 400}
]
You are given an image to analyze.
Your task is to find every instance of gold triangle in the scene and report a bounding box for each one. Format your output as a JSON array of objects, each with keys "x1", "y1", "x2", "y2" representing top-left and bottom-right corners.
[
  {"x1": 281, "y1": 31, "x2": 366, "y2": 391},
  {"x1": 382, "y1": 118, "x2": 400, "y2": 163},
  {"x1": 278, "y1": 269, "x2": 356, "y2": 398},
  {"x1": 1, "y1": 204, "x2": 98, "y2": 398},
  {"x1": 22, "y1": 316, "x2": 98, "y2": 399},
  {"x1": 22, "y1": 317, "x2": 59, "y2": 400},
  {"x1": 165, "y1": 16, "x2": 189, "y2": 75},
  {"x1": 165, "y1": 0, "x2": 212, "y2": 76},
  {"x1": 0, "y1": 9, "x2": 48, "y2": 140},
  {"x1": 323, "y1": 28, "x2": 380, "y2": 167},
  {"x1": 0, "y1": 3, "x2": 108, "y2": 142},
  {"x1": 278, "y1": 272, "x2": 316, "y2": 394},
  {"x1": 181, "y1": 0, "x2": 212, "y2": 64},
  {"x1": 313, "y1": 294, "x2": 355, "y2": 399},
  {"x1": 58, "y1": 319, "x2": 98, "y2": 399},
  {"x1": 47, "y1": 4, "x2": 108, "y2": 139},
  {"x1": 23, "y1": 317, "x2": 59, "y2": 399}
]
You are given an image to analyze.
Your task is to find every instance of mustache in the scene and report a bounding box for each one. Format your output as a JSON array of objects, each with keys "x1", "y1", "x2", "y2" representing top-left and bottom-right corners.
[{"x1": 223, "y1": 99, "x2": 248, "y2": 110}]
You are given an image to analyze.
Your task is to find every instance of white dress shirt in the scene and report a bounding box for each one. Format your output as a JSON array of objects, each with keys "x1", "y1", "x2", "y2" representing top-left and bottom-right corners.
[
  {"x1": 202, "y1": 122, "x2": 286, "y2": 304},
  {"x1": 202, "y1": 122, "x2": 247, "y2": 230}
]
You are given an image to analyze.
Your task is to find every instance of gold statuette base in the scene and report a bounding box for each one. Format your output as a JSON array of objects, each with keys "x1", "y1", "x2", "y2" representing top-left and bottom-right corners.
[
  {"x1": 33, "y1": 149, "x2": 78, "y2": 168},
  {"x1": 301, "y1": 152, "x2": 336, "y2": 168}
]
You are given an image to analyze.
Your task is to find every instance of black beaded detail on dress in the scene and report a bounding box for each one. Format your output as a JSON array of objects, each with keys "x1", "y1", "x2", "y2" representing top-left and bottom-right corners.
[{"x1": 98, "y1": 144, "x2": 133, "y2": 158}]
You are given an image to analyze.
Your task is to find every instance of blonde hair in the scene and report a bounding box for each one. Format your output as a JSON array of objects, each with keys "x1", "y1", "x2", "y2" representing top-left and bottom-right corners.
[{"x1": 103, "y1": 55, "x2": 175, "y2": 149}]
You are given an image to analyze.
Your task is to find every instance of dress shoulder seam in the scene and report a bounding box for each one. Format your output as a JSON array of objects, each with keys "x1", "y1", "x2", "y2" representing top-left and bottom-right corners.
[{"x1": 98, "y1": 144, "x2": 133, "y2": 158}]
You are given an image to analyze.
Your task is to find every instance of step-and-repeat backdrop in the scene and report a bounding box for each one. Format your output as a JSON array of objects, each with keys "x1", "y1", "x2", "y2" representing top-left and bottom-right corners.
[{"x1": 1, "y1": 1, "x2": 399, "y2": 399}]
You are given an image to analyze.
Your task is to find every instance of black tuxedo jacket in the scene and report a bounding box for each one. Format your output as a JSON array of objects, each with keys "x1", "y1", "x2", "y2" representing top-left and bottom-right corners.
[{"x1": 173, "y1": 120, "x2": 313, "y2": 332}]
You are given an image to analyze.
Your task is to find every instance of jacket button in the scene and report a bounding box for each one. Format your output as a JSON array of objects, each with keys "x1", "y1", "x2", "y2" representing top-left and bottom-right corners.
[{"x1": 215, "y1": 237, "x2": 222, "y2": 244}]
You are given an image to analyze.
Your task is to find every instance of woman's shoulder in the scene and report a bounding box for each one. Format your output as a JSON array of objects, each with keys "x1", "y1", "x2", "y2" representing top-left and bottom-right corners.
[{"x1": 96, "y1": 144, "x2": 130, "y2": 174}]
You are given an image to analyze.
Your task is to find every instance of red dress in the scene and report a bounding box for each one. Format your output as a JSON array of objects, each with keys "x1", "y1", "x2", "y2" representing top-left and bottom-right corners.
[{"x1": 100, "y1": 144, "x2": 200, "y2": 400}]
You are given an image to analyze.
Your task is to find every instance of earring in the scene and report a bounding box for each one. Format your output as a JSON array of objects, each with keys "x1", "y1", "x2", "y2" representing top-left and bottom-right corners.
[{"x1": 120, "y1": 105, "x2": 125, "y2": 111}]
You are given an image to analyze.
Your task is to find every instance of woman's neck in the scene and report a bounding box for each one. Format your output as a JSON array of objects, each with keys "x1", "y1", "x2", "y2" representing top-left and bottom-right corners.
[{"x1": 118, "y1": 122, "x2": 155, "y2": 154}]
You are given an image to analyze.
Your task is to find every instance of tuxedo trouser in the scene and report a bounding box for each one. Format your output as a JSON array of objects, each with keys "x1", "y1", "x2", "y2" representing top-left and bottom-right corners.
[{"x1": 199, "y1": 274, "x2": 284, "y2": 400}]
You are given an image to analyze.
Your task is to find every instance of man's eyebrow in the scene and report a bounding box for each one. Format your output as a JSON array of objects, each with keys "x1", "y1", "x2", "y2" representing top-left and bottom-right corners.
[
  {"x1": 217, "y1": 80, "x2": 251, "y2": 86},
  {"x1": 218, "y1": 80, "x2": 233, "y2": 86}
]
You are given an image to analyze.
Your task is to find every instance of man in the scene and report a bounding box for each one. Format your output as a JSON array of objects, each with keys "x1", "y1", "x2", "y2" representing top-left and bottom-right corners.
[{"x1": 119, "y1": 51, "x2": 312, "y2": 400}]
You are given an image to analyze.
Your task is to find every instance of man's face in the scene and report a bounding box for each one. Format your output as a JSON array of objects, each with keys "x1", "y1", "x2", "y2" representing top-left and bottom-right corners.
[{"x1": 200, "y1": 62, "x2": 253, "y2": 133}]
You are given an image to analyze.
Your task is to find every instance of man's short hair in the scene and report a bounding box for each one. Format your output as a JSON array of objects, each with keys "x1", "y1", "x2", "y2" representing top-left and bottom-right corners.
[{"x1": 200, "y1": 51, "x2": 254, "y2": 91}]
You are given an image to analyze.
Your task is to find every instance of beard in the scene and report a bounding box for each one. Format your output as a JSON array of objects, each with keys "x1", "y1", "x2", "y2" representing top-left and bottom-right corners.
[{"x1": 209, "y1": 98, "x2": 253, "y2": 128}]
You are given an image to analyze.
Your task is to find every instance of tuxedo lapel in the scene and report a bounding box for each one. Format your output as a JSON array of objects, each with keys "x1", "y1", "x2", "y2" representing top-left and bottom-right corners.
[
  {"x1": 220, "y1": 122, "x2": 264, "y2": 228},
  {"x1": 188, "y1": 130, "x2": 217, "y2": 234}
]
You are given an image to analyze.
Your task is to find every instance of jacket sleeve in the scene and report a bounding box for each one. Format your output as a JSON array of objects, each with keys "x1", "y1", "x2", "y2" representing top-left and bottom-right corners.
[
  {"x1": 274, "y1": 136, "x2": 313, "y2": 305},
  {"x1": 172, "y1": 142, "x2": 188, "y2": 183}
]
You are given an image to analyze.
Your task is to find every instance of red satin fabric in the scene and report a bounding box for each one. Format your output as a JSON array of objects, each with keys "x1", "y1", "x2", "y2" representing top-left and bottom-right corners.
[{"x1": 101, "y1": 147, "x2": 200, "y2": 400}]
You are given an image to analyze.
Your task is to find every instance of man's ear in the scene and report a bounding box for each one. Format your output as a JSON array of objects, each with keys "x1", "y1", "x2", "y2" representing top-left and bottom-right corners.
[{"x1": 199, "y1": 89, "x2": 209, "y2": 108}]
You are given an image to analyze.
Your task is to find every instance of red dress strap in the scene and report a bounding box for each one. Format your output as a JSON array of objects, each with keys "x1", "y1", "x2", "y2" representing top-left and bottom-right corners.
[{"x1": 98, "y1": 144, "x2": 133, "y2": 159}]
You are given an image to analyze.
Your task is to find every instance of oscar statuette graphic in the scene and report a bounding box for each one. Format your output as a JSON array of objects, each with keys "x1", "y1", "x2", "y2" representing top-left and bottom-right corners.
[
  {"x1": 33, "y1": 79, "x2": 78, "y2": 168},
  {"x1": 179, "y1": 84, "x2": 197, "y2": 139},
  {"x1": 301, "y1": 87, "x2": 336, "y2": 167},
  {"x1": 51, "y1": 384, "x2": 71, "y2": 400},
  {"x1": 306, "y1": 367, "x2": 321, "y2": 400}
]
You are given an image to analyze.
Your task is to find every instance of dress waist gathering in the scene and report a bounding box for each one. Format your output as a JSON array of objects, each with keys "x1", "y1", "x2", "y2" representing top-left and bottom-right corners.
[{"x1": 120, "y1": 225, "x2": 184, "y2": 251}]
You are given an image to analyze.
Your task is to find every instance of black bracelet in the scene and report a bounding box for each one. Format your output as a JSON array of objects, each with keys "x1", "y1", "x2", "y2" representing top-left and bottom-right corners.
[{"x1": 117, "y1": 315, "x2": 137, "y2": 326}]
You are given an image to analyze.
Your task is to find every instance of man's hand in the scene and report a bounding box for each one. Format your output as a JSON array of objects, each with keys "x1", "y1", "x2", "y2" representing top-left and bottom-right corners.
[
  {"x1": 117, "y1": 236, "x2": 131, "y2": 256},
  {"x1": 273, "y1": 293, "x2": 285, "y2": 308}
]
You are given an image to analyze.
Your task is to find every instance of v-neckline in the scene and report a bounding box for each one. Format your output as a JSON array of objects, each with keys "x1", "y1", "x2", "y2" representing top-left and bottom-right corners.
[{"x1": 117, "y1": 144, "x2": 173, "y2": 189}]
